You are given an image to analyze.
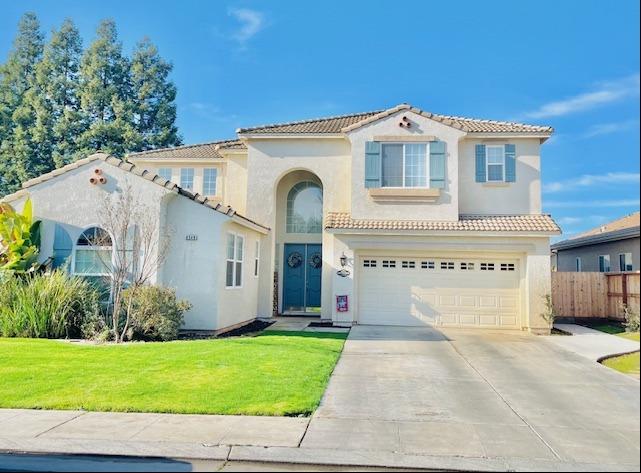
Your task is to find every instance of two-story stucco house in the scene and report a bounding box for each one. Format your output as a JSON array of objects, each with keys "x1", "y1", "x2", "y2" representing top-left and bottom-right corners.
[{"x1": 1, "y1": 104, "x2": 560, "y2": 334}]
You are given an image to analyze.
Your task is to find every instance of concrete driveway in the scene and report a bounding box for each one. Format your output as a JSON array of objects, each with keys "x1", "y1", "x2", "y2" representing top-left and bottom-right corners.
[{"x1": 304, "y1": 325, "x2": 640, "y2": 469}]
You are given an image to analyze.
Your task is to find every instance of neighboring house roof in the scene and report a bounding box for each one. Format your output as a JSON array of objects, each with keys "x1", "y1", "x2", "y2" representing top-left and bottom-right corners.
[
  {"x1": 325, "y1": 212, "x2": 561, "y2": 234},
  {"x1": 238, "y1": 103, "x2": 554, "y2": 136},
  {"x1": 1, "y1": 153, "x2": 269, "y2": 233},
  {"x1": 127, "y1": 139, "x2": 246, "y2": 160},
  {"x1": 551, "y1": 212, "x2": 640, "y2": 251}
]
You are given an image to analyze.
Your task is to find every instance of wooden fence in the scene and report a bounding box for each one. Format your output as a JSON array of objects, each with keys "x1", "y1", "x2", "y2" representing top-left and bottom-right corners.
[{"x1": 551, "y1": 272, "x2": 640, "y2": 319}]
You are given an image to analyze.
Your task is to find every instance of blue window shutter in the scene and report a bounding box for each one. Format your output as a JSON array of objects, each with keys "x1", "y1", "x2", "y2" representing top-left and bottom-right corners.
[
  {"x1": 53, "y1": 224, "x2": 72, "y2": 270},
  {"x1": 475, "y1": 144, "x2": 486, "y2": 182},
  {"x1": 429, "y1": 141, "x2": 446, "y2": 189},
  {"x1": 505, "y1": 144, "x2": 516, "y2": 182},
  {"x1": 364, "y1": 141, "x2": 381, "y2": 188}
]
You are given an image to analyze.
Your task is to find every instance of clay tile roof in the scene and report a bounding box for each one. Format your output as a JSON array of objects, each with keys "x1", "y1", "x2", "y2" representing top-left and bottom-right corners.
[
  {"x1": 127, "y1": 139, "x2": 246, "y2": 160},
  {"x1": 325, "y1": 212, "x2": 561, "y2": 234},
  {"x1": 237, "y1": 104, "x2": 553, "y2": 135},
  {"x1": 3, "y1": 153, "x2": 269, "y2": 233},
  {"x1": 236, "y1": 110, "x2": 384, "y2": 135}
]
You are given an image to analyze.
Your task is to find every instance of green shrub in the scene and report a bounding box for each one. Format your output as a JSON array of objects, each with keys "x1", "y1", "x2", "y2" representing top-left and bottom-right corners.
[
  {"x1": 623, "y1": 304, "x2": 640, "y2": 333},
  {"x1": 0, "y1": 270, "x2": 102, "y2": 338},
  {"x1": 122, "y1": 286, "x2": 191, "y2": 341}
]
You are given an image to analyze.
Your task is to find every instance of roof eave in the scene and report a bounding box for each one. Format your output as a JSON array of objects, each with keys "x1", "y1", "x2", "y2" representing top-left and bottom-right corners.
[
  {"x1": 237, "y1": 133, "x2": 346, "y2": 140},
  {"x1": 325, "y1": 228, "x2": 561, "y2": 237}
]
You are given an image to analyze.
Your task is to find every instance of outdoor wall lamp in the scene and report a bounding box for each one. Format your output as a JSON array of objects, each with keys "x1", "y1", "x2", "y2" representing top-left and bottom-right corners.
[{"x1": 340, "y1": 252, "x2": 348, "y2": 268}]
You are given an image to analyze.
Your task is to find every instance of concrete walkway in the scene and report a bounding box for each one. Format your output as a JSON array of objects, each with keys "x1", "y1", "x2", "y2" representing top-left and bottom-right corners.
[
  {"x1": 547, "y1": 323, "x2": 640, "y2": 361},
  {"x1": 1, "y1": 325, "x2": 639, "y2": 472}
]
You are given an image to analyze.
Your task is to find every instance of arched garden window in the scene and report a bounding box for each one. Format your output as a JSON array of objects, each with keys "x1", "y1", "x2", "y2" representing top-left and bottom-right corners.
[
  {"x1": 73, "y1": 227, "x2": 113, "y2": 276},
  {"x1": 286, "y1": 181, "x2": 322, "y2": 233}
]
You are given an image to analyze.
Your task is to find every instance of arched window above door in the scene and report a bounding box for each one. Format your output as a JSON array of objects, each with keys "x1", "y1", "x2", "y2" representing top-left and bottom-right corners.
[{"x1": 286, "y1": 181, "x2": 323, "y2": 234}]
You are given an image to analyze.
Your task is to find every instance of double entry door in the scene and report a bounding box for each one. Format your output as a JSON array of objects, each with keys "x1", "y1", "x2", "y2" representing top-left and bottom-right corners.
[{"x1": 282, "y1": 243, "x2": 322, "y2": 313}]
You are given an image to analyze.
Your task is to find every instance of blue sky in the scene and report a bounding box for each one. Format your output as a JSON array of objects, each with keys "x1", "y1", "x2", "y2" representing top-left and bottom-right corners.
[{"x1": 1, "y1": 0, "x2": 639, "y2": 240}]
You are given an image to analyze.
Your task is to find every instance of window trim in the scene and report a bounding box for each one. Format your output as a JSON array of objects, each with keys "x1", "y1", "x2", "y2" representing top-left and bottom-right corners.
[
  {"x1": 226, "y1": 232, "x2": 244, "y2": 289},
  {"x1": 380, "y1": 142, "x2": 431, "y2": 189},
  {"x1": 598, "y1": 254, "x2": 611, "y2": 273},
  {"x1": 203, "y1": 168, "x2": 218, "y2": 196},
  {"x1": 254, "y1": 240, "x2": 260, "y2": 278},
  {"x1": 71, "y1": 225, "x2": 114, "y2": 278},
  {"x1": 486, "y1": 145, "x2": 506, "y2": 182},
  {"x1": 180, "y1": 168, "x2": 194, "y2": 190}
]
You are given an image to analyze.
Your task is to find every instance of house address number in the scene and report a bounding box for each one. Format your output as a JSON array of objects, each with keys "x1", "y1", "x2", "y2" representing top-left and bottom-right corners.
[{"x1": 185, "y1": 234, "x2": 198, "y2": 241}]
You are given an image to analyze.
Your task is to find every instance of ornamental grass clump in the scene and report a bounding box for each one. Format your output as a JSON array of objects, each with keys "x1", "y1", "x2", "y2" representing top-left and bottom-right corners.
[{"x1": 0, "y1": 270, "x2": 102, "y2": 339}]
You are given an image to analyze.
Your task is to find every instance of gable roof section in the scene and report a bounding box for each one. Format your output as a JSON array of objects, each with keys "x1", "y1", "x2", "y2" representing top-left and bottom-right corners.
[
  {"x1": 238, "y1": 104, "x2": 553, "y2": 136},
  {"x1": 551, "y1": 212, "x2": 640, "y2": 251},
  {"x1": 325, "y1": 212, "x2": 561, "y2": 234},
  {"x1": 1, "y1": 153, "x2": 269, "y2": 233},
  {"x1": 127, "y1": 139, "x2": 246, "y2": 160}
]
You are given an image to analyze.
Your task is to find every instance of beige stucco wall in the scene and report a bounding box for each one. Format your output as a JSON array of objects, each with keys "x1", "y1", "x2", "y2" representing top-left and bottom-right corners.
[
  {"x1": 9, "y1": 161, "x2": 263, "y2": 332},
  {"x1": 346, "y1": 110, "x2": 466, "y2": 221},
  {"x1": 459, "y1": 138, "x2": 542, "y2": 215},
  {"x1": 244, "y1": 138, "x2": 351, "y2": 318}
]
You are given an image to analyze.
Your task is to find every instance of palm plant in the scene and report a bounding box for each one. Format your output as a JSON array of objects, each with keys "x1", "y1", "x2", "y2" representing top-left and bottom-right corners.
[{"x1": 0, "y1": 198, "x2": 41, "y2": 272}]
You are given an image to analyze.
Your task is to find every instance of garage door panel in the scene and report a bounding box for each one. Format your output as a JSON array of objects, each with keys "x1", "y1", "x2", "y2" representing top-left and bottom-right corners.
[{"x1": 359, "y1": 257, "x2": 521, "y2": 329}]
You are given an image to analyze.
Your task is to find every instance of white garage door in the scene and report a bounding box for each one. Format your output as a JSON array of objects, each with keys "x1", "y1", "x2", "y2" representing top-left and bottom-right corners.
[{"x1": 358, "y1": 257, "x2": 521, "y2": 328}]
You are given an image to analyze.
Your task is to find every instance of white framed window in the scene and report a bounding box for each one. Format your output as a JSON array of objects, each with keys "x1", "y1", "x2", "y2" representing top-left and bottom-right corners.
[
  {"x1": 440, "y1": 261, "x2": 455, "y2": 270},
  {"x1": 486, "y1": 145, "x2": 505, "y2": 182},
  {"x1": 203, "y1": 168, "x2": 217, "y2": 196},
  {"x1": 598, "y1": 255, "x2": 611, "y2": 273},
  {"x1": 575, "y1": 257, "x2": 582, "y2": 272},
  {"x1": 382, "y1": 260, "x2": 396, "y2": 268},
  {"x1": 363, "y1": 259, "x2": 377, "y2": 268},
  {"x1": 460, "y1": 262, "x2": 475, "y2": 270},
  {"x1": 226, "y1": 233, "x2": 244, "y2": 288},
  {"x1": 381, "y1": 143, "x2": 429, "y2": 188},
  {"x1": 180, "y1": 168, "x2": 194, "y2": 190},
  {"x1": 157, "y1": 168, "x2": 172, "y2": 182},
  {"x1": 421, "y1": 261, "x2": 435, "y2": 269},
  {"x1": 72, "y1": 227, "x2": 113, "y2": 276},
  {"x1": 619, "y1": 253, "x2": 633, "y2": 272},
  {"x1": 401, "y1": 261, "x2": 416, "y2": 269},
  {"x1": 254, "y1": 240, "x2": 260, "y2": 277},
  {"x1": 286, "y1": 181, "x2": 323, "y2": 233},
  {"x1": 481, "y1": 262, "x2": 495, "y2": 271}
]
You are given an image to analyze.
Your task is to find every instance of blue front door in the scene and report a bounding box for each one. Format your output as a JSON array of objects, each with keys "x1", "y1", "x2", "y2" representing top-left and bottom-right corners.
[{"x1": 283, "y1": 243, "x2": 322, "y2": 312}]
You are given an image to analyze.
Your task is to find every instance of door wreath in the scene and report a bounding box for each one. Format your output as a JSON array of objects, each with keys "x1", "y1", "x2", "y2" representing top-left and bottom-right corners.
[{"x1": 287, "y1": 252, "x2": 303, "y2": 268}]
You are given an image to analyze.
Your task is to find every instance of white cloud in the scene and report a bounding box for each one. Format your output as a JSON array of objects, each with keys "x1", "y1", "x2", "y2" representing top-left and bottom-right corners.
[
  {"x1": 228, "y1": 8, "x2": 265, "y2": 44},
  {"x1": 582, "y1": 119, "x2": 640, "y2": 138},
  {"x1": 556, "y1": 215, "x2": 609, "y2": 226},
  {"x1": 545, "y1": 199, "x2": 640, "y2": 209},
  {"x1": 522, "y1": 73, "x2": 640, "y2": 119},
  {"x1": 543, "y1": 172, "x2": 640, "y2": 193}
]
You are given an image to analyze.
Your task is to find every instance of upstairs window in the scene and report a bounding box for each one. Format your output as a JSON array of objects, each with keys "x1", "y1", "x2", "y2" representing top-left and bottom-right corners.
[
  {"x1": 203, "y1": 168, "x2": 218, "y2": 195},
  {"x1": 158, "y1": 168, "x2": 172, "y2": 182},
  {"x1": 486, "y1": 146, "x2": 505, "y2": 182},
  {"x1": 381, "y1": 143, "x2": 428, "y2": 188},
  {"x1": 180, "y1": 168, "x2": 194, "y2": 190}
]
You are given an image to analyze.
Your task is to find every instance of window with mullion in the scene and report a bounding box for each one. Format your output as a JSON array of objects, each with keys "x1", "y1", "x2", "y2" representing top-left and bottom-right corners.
[
  {"x1": 381, "y1": 143, "x2": 428, "y2": 188},
  {"x1": 486, "y1": 146, "x2": 505, "y2": 182},
  {"x1": 203, "y1": 168, "x2": 217, "y2": 195},
  {"x1": 226, "y1": 233, "x2": 244, "y2": 288}
]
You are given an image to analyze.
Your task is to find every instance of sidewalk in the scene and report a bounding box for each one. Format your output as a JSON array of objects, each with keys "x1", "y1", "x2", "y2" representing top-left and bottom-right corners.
[
  {"x1": 1, "y1": 408, "x2": 636, "y2": 472},
  {"x1": 546, "y1": 323, "x2": 640, "y2": 362}
]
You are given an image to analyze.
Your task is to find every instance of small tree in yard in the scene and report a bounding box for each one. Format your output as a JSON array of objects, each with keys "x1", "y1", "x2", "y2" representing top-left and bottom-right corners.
[{"x1": 95, "y1": 185, "x2": 172, "y2": 342}]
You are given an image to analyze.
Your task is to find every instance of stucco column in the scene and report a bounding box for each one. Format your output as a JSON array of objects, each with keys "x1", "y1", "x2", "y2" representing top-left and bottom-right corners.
[{"x1": 525, "y1": 251, "x2": 553, "y2": 335}]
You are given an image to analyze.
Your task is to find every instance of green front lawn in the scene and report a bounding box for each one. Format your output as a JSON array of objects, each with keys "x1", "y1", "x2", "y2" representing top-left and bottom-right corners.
[
  {"x1": 579, "y1": 321, "x2": 640, "y2": 341},
  {"x1": 602, "y1": 352, "x2": 640, "y2": 377},
  {"x1": 0, "y1": 331, "x2": 347, "y2": 416}
]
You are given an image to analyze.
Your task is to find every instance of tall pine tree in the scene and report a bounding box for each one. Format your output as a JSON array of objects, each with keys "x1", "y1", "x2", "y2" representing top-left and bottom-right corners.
[
  {"x1": 78, "y1": 19, "x2": 138, "y2": 157},
  {"x1": 131, "y1": 38, "x2": 181, "y2": 150},
  {"x1": 0, "y1": 12, "x2": 45, "y2": 195},
  {"x1": 36, "y1": 18, "x2": 85, "y2": 167}
]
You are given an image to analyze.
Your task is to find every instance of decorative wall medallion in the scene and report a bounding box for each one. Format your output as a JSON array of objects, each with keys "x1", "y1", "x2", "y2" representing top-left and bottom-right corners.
[
  {"x1": 309, "y1": 252, "x2": 322, "y2": 269},
  {"x1": 287, "y1": 252, "x2": 303, "y2": 268}
]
